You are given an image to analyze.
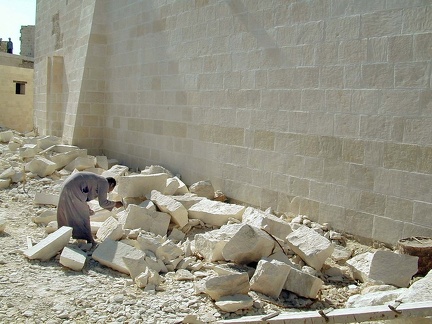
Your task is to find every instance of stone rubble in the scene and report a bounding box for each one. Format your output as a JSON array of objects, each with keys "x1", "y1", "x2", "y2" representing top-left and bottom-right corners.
[{"x1": 0, "y1": 129, "x2": 430, "y2": 323}]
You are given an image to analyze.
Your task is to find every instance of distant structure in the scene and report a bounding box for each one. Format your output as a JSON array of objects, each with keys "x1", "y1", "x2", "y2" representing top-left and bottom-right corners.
[
  {"x1": 20, "y1": 25, "x2": 35, "y2": 57},
  {"x1": 0, "y1": 26, "x2": 35, "y2": 57}
]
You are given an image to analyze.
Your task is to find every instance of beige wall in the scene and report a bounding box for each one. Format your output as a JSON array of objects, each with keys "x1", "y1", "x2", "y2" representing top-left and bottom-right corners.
[
  {"x1": 0, "y1": 59, "x2": 34, "y2": 133},
  {"x1": 34, "y1": 0, "x2": 432, "y2": 245}
]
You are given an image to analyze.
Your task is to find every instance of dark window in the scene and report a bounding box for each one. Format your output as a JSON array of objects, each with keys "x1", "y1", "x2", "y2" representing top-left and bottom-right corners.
[{"x1": 14, "y1": 81, "x2": 26, "y2": 95}]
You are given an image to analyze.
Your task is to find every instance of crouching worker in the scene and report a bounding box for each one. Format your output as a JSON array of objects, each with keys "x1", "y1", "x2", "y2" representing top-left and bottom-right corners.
[{"x1": 56, "y1": 172, "x2": 123, "y2": 247}]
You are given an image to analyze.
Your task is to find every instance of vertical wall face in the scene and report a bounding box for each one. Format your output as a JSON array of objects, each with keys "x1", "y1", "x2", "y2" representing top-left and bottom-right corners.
[
  {"x1": 35, "y1": 0, "x2": 432, "y2": 245},
  {"x1": 0, "y1": 65, "x2": 33, "y2": 133}
]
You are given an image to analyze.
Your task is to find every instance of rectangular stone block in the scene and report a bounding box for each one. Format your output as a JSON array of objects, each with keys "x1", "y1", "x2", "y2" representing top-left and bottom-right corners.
[
  {"x1": 60, "y1": 246, "x2": 87, "y2": 271},
  {"x1": 118, "y1": 204, "x2": 170, "y2": 236},
  {"x1": 284, "y1": 265, "x2": 323, "y2": 299},
  {"x1": 24, "y1": 226, "x2": 72, "y2": 261},
  {"x1": 92, "y1": 239, "x2": 140, "y2": 274},
  {"x1": 117, "y1": 173, "x2": 168, "y2": 198},
  {"x1": 34, "y1": 192, "x2": 60, "y2": 206}
]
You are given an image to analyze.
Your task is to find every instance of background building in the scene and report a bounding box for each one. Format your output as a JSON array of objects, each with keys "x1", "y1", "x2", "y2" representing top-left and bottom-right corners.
[
  {"x1": 20, "y1": 25, "x2": 35, "y2": 57},
  {"x1": 33, "y1": 0, "x2": 432, "y2": 245}
]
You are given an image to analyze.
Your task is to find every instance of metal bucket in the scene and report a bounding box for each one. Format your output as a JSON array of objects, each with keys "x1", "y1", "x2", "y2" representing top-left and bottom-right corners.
[{"x1": 398, "y1": 237, "x2": 432, "y2": 276}]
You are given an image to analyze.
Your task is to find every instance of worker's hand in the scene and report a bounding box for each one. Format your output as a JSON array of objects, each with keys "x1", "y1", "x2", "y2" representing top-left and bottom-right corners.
[{"x1": 114, "y1": 201, "x2": 123, "y2": 208}]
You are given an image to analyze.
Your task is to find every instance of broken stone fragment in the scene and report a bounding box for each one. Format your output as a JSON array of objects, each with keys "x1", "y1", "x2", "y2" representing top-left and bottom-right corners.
[
  {"x1": 346, "y1": 252, "x2": 374, "y2": 282},
  {"x1": 368, "y1": 250, "x2": 418, "y2": 288},
  {"x1": 214, "y1": 294, "x2": 254, "y2": 312},
  {"x1": 122, "y1": 249, "x2": 147, "y2": 280},
  {"x1": 92, "y1": 239, "x2": 141, "y2": 274},
  {"x1": 204, "y1": 272, "x2": 250, "y2": 301},
  {"x1": 242, "y1": 206, "x2": 292, "y2": 241},
  {"x1": 95, "y1": 155, "x2": 108, "y2": 170},
  {"x1": 283, "y1": 265, "x2": 324, "y2": 299},
  {"x1": 25, "y1": 156, "x2": 57, "y2": 177},
  {"x1": 60, "y1": 246, "x2": 87, "y2": 271},
  {"x1": 96, "y1": 216, "x2": 124, "y2": 241},
  {"x1": 101, "y1": 164, "x2": 129, "y2": 180},
  {"x1": 189, "y1": 180, "x2": 215, "y2": 199},
  {"x1": 64, "y1": 155, "x2": 96, "y2": 171},
  {"x1": 188, "y1": 199, "x2": 245, "y2": 227},
  {"x1": 172, "y1": 193, "x2": 205, "y2": 210},
  {"x1": 222, "y1": 224, "x2": 275, "y2": 265},
  {"x1": 24, "y1": 226, "x2": 72, "y2": 261},
  {"x1": 250, "y1": 259, "x2": 291, "y2": 299},
  {"x1": 0, "y1": 217, "x2": 7, "y2": 233},
  {"x1": 19, "y1": 143, "x2": 41, "y2": 159},
  {"x1": 286, "y1": 225, "x2": 335, "y2": 270},
  {"x1": 150, "y1": 190, "x2": 188, "y2": 228},
  {"x1": 194, "y1": 224, "x2": 242, "y2": 262},
  {"x1": 36, "y1": 135, "x2": 62, "y2": 150},
  {"x1": 0, "y1": 130, "x2": 13, "y2": 142},
  {"x1": 118, "y1": 204, "x2": 170, "y2": 236},
  {"x1": 0, "y1": 178, "x2": 11, "y2": 189},
  {"x1": 117, "y1": 173, "x2": 168, "y2": 198}
]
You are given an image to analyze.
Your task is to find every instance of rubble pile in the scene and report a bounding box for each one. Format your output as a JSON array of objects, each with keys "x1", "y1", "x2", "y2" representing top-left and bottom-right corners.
[{"x1": 0, "y1": 128, "x2": 431, "y2": 323}]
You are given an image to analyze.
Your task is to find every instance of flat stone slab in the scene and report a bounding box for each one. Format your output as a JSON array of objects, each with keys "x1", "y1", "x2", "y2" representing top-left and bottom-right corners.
[
  {"x1": 60, "y1": 246, "x2": 87, "y2": 271},
  {"x1": 92, "y1": 239, "x2": 140, "y2": 274},
  {"x1": 188, "y1": 199, "x2": 245, "y2": 227},
  {"x1": 24, "y1": 226, "x2": 72, "y2": 261}
]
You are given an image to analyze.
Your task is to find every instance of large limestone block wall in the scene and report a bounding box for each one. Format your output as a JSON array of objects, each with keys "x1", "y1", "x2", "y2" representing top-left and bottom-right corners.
[
  {"x1": 34, "y1": 0, "x2": 432, "y2": 245},
  {"x1": 0, "y1": 64, "x2": 33, "y2": 133}
]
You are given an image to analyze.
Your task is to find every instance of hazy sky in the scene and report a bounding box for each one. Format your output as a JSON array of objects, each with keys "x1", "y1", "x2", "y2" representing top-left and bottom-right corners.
[{"x1": 0, "y1": 0, "x2": 36, "y2": 53}]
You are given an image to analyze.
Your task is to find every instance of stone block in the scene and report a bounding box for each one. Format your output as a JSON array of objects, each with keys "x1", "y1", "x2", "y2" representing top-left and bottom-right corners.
[
  {"x1": 346, "y1": 252, "x2": 374, "y2": 282},
  {"x1": 0, "y1": 178, "x2": 11, "y2": 189},
  {"x1": 250, "y1": 259, "x2": 291, "y2": 299},
  {"x1": 122, "y1": 248, "x2": 147, "y2": 279},
  {"x1": 369, "y1": 250, "x2": 418, "y2": 288},
  {"x1": 32, "y1": 209, "x2": 57, "y2": 225},
  {"x1": 117, "y1": 173, "x2": 168, "y2": 197},
  {"x1": 64, "y1": 156, "x2": 96, "y2": 171},
  {"x1": 188, "y1": 199, "x2": 245, "y2": 227},
  {"x1": 89, "y1": 209, "x2": 116, "y2": 222},
  {"x1": 194, "y1": 224, "x2": 241, "y2": 262},
  {"x1": 118, "y1": 204, "x2": 170, "y2": 236},
  {"x1": 150, "y1": 190, "x2": 188, "y2": 228},
  {"x1": 47, "y1": 148, "x2": 87, "y2": 169},
  {"x1": 33, "y1": 192, "x2": 59, "y2": 206},
  {"x1": 136, "y1": 232, "x2": 164, "y2": 254},
  {"x1": 155, "y1": 240, "x2": 184, "y2": 263},
  {"x1": 189, "y1": 180, "x2": 215, "y2": 199},
  {"x1": 95, "y1": 155, "x2": 109, "y2": 170},
  {"x1": 23, "y1": 226, "x2": 72, "y2": 261},
  {"x1": 284, "y1": 266, "x2": 324, "y2": 299},
  {"x1": 242, "y1": 206, "x2": 292, "y2": 241},
  {"x1": 222, "y1": 224, "x2": 275, "y2": 265},
  {"x1": 19, "y1": 144, "x2": 40, "y2": 158},
  {"x1": 0, "y1": 217, "x2": 6, "y2": 233},
  {"x1": 8, "y1": 142, "x2": 20, "y2": 151},
  {"x1": 60, "y1": 246, "x2": 87, "y2": 271},
  {"x1": 163, "y1": 177, "x2": 180, "y2": 195},
  {"x1": 26, "y1": 156, "x2": 57, "y2": 177},
  {"x1": 92, "y1": 239, "x2": 141, "y2": 274},
  {"x1": 96, "y1": 216, "x2": 124, "y2": 241},
  {"x1": 37, "y1": 136, "x2": 62, "y2": 150},
  {"x1": 214, "y1": 294, "x2": 254, "y2": 312},
  {"x1": 399, "y1": 269, "x2": 432, "y2": 303},
  {"x1": 204, "y1": 273, "x2": 250, "y2": 301},
  {"x1": 172, "y1": 193, "x2": 205, "y2": 209},
  {"x1": 174, "y1": 176, "x2": 189, "y2": 195},
  {"x1": 286, "y1": 225, "x2": 335, "y2": 270},
  {"x1": 0, "y1": 130, "x2": 13, "y2": 142}
]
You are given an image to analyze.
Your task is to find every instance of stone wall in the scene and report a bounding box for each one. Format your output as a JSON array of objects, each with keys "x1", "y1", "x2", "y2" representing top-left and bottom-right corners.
[
  {"x1": 0, "y1": 61, "x2": 34, "y2": 133},
  {"x1": 34, "y1": 0, "x2": 432, "y2": 245}
]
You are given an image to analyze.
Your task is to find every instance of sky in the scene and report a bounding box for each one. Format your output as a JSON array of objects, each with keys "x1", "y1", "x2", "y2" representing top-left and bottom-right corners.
[{"x1": 0, "y1": 0, "x2": 36, "y2": 54}]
